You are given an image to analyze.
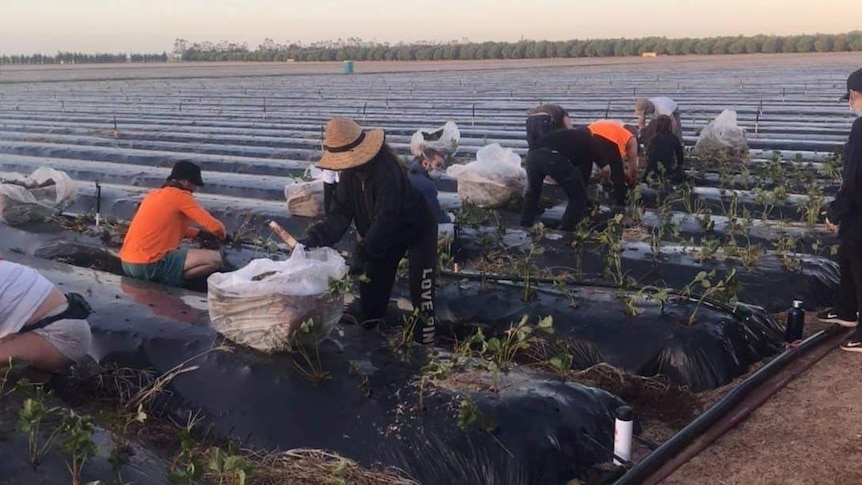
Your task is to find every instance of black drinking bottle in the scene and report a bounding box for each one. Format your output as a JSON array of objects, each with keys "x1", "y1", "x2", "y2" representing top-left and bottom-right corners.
[{"x1": 785, "y1": 300, "x2": 804, "y2": 342}]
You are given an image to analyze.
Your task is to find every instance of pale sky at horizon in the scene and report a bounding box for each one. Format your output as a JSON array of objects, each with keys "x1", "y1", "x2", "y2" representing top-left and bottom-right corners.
[{"x1": 1, "y1": 0, "x2": 858, "y2": 55}]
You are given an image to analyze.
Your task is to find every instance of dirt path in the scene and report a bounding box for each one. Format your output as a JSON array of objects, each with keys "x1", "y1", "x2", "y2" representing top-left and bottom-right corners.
[
  {"x1": 665, "y1": 345, "x2": 862, "y2": 485},
  {"x1": 1, "y1": 52, "x2": 860, "y2": 83}
]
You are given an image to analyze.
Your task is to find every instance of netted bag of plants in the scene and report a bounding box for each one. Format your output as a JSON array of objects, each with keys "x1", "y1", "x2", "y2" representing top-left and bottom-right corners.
[
  {"x1": 694, "y1": 109, "x2": 750, "y2": 164},
  {"x1": 285, "y1": 181, "x2": 325, "y2": 218},
  {"x1": 446, "y1": 143, "x2": 526, "y2": 208},
  {"x1": 409, "y1": 121, "x2": 461, "y2": 157},
  {"x1": 207, "y1": 247, "x2": 347, "y2": 352},
  {"x1": 0, "y1": 167, "x2": 78, "y2": 225}
]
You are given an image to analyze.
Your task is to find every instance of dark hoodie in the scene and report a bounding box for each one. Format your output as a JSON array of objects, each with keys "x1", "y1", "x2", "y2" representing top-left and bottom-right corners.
[
  {"x1": 827, "y1": 117, "x2": 862, "y2": 243},
  {"x1": 407, "y1": 159, "x2": 451, "y2": 224},
  {"x1": 302, "y1": 150, "x2": 434, "y2": 261}
]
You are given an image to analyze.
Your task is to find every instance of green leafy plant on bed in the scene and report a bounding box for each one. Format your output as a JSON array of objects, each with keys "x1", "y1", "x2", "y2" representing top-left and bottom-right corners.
[
  {"x1": 457, "y1": 395, "x2": 496, "y2": 432},
  {"x1": 774, "y1": 235, "x2": 803, "y2": 272},
  {"x1": 16, "y1": 386, "x2": 64, "y2": 467},
  {"x1": 622, "y1": 285, "x2": 671, "y2": 317},
  {"x1": 167, "y1": 414, "x2": 205, "y2": 485},
  {"x1": 456, "y1": 316, "x2": 555, "y2": 373},
  {"x1": 286, "y1": 319, "x2": 331, "y2": 385},
  {"x1": 107, "y1": 404, "x2": 148, "y2": 485},
  {"x1": 753, "y1": 187, "x2": 779, "y2": 221},
  {"x1": 202, "y1": 445, "x2": 253, "y2": 485},
  {"x1": 719, "y1": 192, "x2": 741, "y2": 222},
  {"x1": 692, "y1": 235, "x2": 721, "y2": 262},
  {"x1": 680, "y1": 269, "x2": 740, "y2": 325},
  {"x1": 521, "y1": 243, "x2": 545, "y2": 302},
  {"x1": 60, "y1": 412, "x2": 97, "y2": 485},
  {"x1": 569, "y1": 218, "x2": 594, "y2": 279},
  {"x1": 798, "y1": 188, "x2": 826, "y2": 227},
  {"x1": 594, "y1": 214, "x2": 627, "y2": 286},
  {"x1": 818, "y1": 152, "x2": 843, "y2": 181},
  {"x1": 723, "y1": 236, "x2": 763, "y2": 268}
]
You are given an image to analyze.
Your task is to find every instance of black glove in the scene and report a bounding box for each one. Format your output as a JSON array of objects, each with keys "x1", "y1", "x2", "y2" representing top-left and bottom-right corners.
[{"x1": 196, "y1": 231, "x2": 220, "y2": 249}]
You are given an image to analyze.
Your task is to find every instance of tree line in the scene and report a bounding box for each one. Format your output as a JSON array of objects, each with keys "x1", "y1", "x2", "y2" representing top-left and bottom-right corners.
[
  {"x1": 0, "y1": 52, "x2": 168, "y2": 65},
  {"x1": 3, "y1": 32, "x2": 861, "y2": 65}
]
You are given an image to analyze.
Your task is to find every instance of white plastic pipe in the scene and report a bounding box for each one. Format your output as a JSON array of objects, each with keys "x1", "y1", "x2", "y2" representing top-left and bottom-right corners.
[{"x1": 614, "y1": 406, "x2": 634, "y2": 466}]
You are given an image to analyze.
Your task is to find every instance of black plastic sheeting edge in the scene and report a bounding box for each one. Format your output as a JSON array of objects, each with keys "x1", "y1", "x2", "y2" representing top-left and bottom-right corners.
[{"x1": 613, "y1": 327, "x2": 838, "y2": 485}]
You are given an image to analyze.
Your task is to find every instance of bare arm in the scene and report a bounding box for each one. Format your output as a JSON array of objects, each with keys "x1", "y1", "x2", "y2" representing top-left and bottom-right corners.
[{"x1": 625, "y1": 137, "x2": 639, "y2": 176}]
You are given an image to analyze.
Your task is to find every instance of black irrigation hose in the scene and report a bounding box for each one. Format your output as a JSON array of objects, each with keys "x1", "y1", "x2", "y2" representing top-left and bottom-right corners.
[
  {"x1": 440, "y1": 269, "x2": 624, "y2": 291},
  {"x1": 613, "y1": 327, "x2": 836, "y2": 485},
  {"x1": 440, "y1": 269, "x2": 732, "y2": 312}
]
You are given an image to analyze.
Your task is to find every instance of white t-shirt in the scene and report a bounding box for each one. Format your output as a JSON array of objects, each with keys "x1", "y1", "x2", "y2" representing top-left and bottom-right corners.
[
  {"x1": 650, "y1": 97, "x2": 678, "y2": 116},
  {"x1": 0, "y1": 261, "x2": 55, "y2": 338}
]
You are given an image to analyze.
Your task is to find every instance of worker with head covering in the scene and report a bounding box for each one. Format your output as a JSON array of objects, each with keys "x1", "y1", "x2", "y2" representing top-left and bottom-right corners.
[
  {"x1": 120, "y1": 161, "x2": 227, "y2": 287},
  {"x1": 300, "y1": 117, "x2": 438, "y2": 344}
]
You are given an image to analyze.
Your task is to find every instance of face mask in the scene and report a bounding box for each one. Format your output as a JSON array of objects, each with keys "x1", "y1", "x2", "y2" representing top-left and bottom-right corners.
[
  {"x1": 853, "y1": 107, "x2": 862, "y2": 117},
  {"x1": 428, "y1": 168, "x2": 445, "y2": 180}
]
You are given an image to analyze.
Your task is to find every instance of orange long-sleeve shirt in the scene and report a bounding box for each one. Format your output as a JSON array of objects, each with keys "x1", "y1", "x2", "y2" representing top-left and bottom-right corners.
[{"x1": 119, "y1": 187, "x2": 226, "y2": 264}]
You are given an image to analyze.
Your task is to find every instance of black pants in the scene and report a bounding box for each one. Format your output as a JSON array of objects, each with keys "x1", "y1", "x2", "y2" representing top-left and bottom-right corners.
[
  {"x1": 593, "y1": 137, "x2": 628, "y2": 206},
  {"x1": 360, "y1": 219, "x2": 438, "y2": 344},
  {"x1": 521, "y1": 148, "x2": 588, "y2": 231},
  {"x1": 644, "y1": 159, "x2": 681, "y2": 182},
  {"x1": 837, "y1": 240, "x2": 862, "y2": 336},
  {"x1": 323, "y1": 182, "x2": 338, "y2": 216}
]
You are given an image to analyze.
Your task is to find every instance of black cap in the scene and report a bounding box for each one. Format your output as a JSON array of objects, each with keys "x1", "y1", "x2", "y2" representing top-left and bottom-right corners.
[
  {"x1": 841, "y1": 67, "x2": 862, "y2": 102},
  {"x1": 167, "y1": 161, "x2": 204, "y2": 187}
]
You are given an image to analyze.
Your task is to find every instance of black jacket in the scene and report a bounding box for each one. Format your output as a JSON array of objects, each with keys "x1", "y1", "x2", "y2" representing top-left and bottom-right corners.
[
  {"x1": 827, "y1": 117, "x2": 862, "y2": 243},
  {"x1": 407, "y1": 159, "x2": 451, "y2": 224},
  {"x1": 647, "y1": 132, "x2": 684, "y2": 168},
  {"x1": 533, "y1": 127, "x2": 603, "y2": 170},
  {"x1": 302, "y1": 154, "x2": 433, "y2": 261}
]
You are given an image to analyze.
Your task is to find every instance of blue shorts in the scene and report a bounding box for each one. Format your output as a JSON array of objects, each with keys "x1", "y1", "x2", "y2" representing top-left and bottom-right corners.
[{"x1": 122, "y1": 249, "x2": 188, "y2": 287}]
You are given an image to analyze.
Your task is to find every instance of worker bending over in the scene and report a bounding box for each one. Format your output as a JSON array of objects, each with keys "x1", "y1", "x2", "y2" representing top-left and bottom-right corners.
[
  {"x1": 301, "y1": 117, "x2": 438, "y2": 344},
  {"x1": 120, "y1": 161, "x2": 227, "y2": 288},
  {"x1": 644, "y1": 115, "x2": 685, "y2": 183},
  {"x1": 588, "y1": 120, "x2": 639, "y2": 206},
  {"x1": 521, "y1": 104, "x2": 607, "y2": 231},
  {"x1": 0, "y1": 259, "x2": 92, "y2": 372},
  {"x1": 636, "y1": 96, "x2": 682, "y2": 141}
]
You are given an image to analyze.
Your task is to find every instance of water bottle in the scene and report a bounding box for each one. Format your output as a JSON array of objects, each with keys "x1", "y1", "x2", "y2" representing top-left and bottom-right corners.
[
  {"x1": 785, "y1": 300, "x2": 804, "y2": 343},
  {"x1": 613, "y1": 406, "x2": 633, "y2": 466}
]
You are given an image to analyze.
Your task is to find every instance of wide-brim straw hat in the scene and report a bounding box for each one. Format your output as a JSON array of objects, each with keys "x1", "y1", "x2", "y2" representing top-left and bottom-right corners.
[{"x1": 318, "y1": 117, "x2": 385, "y2": 170}]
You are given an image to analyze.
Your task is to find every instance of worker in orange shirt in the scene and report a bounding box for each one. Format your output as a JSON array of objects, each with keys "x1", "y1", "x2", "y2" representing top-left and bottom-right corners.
[
  {"x1": 119, "y1": 161, "x2": 227, "y2": 287},
  {"x1": 587, "y1": 120, "x2": 640, "y2": 206}
]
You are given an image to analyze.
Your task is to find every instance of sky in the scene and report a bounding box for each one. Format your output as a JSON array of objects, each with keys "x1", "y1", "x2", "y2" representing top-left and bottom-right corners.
[{"x1": 1, "y1": 0, "x2": 858, "y2": 54}]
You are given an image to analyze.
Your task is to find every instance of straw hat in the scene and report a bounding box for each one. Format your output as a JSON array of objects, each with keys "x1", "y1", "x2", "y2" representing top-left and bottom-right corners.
[{"x1": 318, "y1": 117, "x2": 385, "y2": 170}]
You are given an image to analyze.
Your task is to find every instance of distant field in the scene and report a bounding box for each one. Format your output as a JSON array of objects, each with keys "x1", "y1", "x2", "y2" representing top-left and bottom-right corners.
[{"x1": 1, "y1": 52, "x2": 860, "y2": 83}]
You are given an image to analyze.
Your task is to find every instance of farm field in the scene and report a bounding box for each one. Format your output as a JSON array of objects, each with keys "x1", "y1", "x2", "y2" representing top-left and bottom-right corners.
[{"x1": 0, "y1": 53, "x2": 860, "y2": 484}]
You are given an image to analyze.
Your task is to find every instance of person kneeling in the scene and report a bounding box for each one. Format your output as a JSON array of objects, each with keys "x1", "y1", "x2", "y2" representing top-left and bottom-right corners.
[
  {"x1": 120, "y1": 161, "x2": 227, "y2": 288},
  {"x1": 408, "y1": 148, "x2": 452, "y2": 224},
  {"x1": 0, "y1": 260, "x2": 92, "y2": 372}
]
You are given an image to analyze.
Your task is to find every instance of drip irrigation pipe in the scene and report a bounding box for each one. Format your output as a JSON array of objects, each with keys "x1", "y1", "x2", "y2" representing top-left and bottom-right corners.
[
  {"x1": 613, "y1": 326, "x2": 847, "y2": 485},
  {"x1": 439, "y1": 269, "x2": 734, "y2": 314}
]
